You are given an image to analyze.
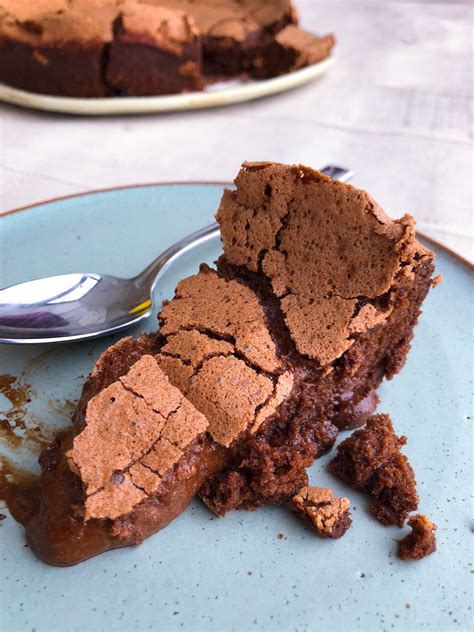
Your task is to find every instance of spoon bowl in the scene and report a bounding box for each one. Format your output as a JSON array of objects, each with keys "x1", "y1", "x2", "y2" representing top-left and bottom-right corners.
[
  {"x1": 0, "y1": 220, "x2": 221, "y2": 344},
  {"x1": 0, "y1": 272, "x2": 153, "y2": 343}
]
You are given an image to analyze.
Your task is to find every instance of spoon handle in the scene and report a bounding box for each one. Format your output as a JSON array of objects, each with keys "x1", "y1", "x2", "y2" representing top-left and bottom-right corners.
[{"x1": 134, "y1": 165, "x2": 354, "y2": 292}]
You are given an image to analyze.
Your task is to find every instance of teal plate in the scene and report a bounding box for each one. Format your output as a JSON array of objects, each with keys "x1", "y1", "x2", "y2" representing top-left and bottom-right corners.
[{"x1": 0, "y1": 184, "x2": 472, "y2": 632}]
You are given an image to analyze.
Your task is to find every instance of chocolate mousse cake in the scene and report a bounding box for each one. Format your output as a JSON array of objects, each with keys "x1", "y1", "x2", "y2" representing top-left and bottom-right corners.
[
  {"x1": 2, "y1": 162, "x2": 435, "y2": 565},
  {"x1": 0, "y1": 0, "x2": 334, "y2": 97}
]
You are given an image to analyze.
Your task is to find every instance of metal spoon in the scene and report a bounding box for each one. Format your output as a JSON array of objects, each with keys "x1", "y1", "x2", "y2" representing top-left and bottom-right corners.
[{"x1": 0, "y1": 166, "x2": 353, "y2": 345}]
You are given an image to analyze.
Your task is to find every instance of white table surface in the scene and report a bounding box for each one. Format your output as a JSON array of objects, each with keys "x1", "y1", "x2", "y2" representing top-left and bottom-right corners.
[{"x1": 0, "y1": 0, "x2": 472, "y2": 263}]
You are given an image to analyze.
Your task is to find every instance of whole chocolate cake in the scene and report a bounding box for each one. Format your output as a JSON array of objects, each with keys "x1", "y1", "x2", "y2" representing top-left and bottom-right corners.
[
  {"x1": 0, "y1": 0, "x2": 334, "y2": 97},
  {"x1": 2, "y1": 163, "x2": 435, "y2": 565}
]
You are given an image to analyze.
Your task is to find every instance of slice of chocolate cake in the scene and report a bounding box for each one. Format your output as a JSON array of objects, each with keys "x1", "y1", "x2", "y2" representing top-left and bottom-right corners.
[
  {"x1": 3, "y1": 163, "x2": 435, "y2": 565},
  {"x1": 23, "y1": 268, "x2": 300, "y2": 565},
  {"x1": 201, "y1": 163, "x2": 433, "y2": 515}
]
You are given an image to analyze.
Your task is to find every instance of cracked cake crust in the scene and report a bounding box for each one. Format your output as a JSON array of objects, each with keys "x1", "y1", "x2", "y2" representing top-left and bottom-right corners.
[
  {"x1": 217, "y1": 162, "x2": 432, "y2": 366},
  {"x1": 67, "y1": 355, "x2": 208, "y2": 520},
  {"x1": 64, "y1": 267, "x2": 297, "y2": 521}
]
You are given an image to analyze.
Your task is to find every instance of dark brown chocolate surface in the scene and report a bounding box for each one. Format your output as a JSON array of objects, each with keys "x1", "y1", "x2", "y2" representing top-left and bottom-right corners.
[
  {"x1": 329, "y1": 414, "x2": 419, "y2": 527},
  {"x1": 0, "y1": 0, "x2": 333, "y2": 97},
  {"x1": 0, "y1": 163, "x2": 435, "y2": 565}
]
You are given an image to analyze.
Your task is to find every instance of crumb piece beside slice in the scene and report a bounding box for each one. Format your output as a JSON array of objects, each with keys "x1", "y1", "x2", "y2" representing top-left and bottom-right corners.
[
  {"x1": 328, "y1": 414, "x2": 418, "y2": 527},
  {"x1": 397, "y1": 514, "x2": 437, "y2": 561},
  {"x1": 291, "y1": 486, "x2": 352, "y2": 538}
]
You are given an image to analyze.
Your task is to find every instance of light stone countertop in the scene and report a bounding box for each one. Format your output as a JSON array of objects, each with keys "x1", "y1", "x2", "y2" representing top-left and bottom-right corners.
[{"x1": 0, "y1": 0, "x2": 472, "y2": 262}]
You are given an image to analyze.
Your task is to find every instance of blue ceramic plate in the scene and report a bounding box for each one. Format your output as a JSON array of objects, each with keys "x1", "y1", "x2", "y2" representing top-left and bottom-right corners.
[{"x1": 0, "y1": 184, "x2": 472, "y2": 632}]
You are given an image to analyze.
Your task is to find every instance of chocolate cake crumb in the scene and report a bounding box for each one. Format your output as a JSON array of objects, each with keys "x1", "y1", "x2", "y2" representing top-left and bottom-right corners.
[
  {"x1": 397, "y1": 514, "x2": 437, "y2": 560},
  {"x1": 291, "y1": 486, "x2": 351, "y2": 538},
  {"x1": 329, "y1": 414, "x2": 418, "y2": 527}
]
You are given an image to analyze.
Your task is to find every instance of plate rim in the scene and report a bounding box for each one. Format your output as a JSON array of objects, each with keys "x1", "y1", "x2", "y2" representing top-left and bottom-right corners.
[
  {"x1": 2, "y1": 181, "x2": 473, "y2": 272},
  {"x1": 0, "y1": 58, "x2": 334, "y2": 116}
]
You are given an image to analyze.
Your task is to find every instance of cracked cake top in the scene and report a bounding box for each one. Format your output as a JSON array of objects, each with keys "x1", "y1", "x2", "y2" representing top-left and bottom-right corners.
[
  {"x1": 217, "y1": 161, "x2": 432, "y2": 365},
  {"x1": 157, "y1": 267, "x2": 293, "y2": 446},
  {"x1": 159, "y1": 266, "x2": 280, "y2": 373},
  {"x1": 67, "y1": 355, "x2": 208, "y2": 520},
  {"x1": 117, "y1": 2, "x2": 199, "y2": 53},
  {"x1": 0, "y1": 0, "x2": 293, "y2": 46},
  {"x1": 68, "y1": 267, "x2": 294, "y2": 519},
  {"x1": 157, "y1": 0, "x2": 295, "y2": 36}
]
